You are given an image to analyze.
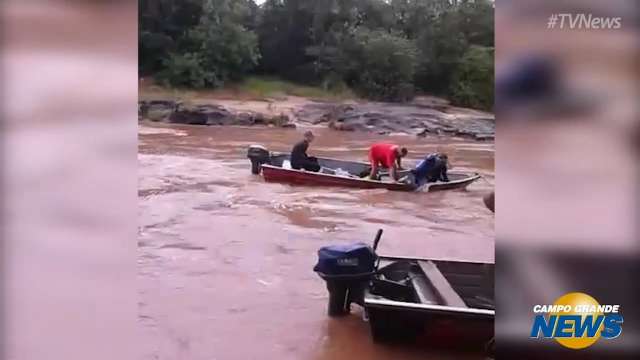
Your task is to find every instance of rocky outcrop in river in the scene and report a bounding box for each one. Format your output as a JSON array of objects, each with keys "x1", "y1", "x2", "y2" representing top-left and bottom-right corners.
[
  {"x1": 139, "y1": 96, "x2": 494, "y2": 140},
  {"x1": 293, "y1": 97, "x2": 494, "y2": 140},
  {"x1": 139, "y1": 100, "x2": 294, "y2": 128}
]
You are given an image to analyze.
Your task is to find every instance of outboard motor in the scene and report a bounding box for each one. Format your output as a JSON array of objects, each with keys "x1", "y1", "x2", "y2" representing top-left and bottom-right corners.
[
  {"x1": 247, "y1": 145, "x2": 270, "y2": 174},
  {"x1": 314, "y1": 230, "x2": 383, "y2": 316}
]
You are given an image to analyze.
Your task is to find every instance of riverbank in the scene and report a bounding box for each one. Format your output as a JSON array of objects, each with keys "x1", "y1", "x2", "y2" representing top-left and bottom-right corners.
[{"x1": 139, "y1": 81, "x2": 495, "y2": 141}]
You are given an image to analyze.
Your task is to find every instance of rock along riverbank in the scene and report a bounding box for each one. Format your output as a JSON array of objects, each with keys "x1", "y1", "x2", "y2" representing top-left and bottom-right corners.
[{"x1": 138, "y1": 95, "x2": 494, "y2": 141}]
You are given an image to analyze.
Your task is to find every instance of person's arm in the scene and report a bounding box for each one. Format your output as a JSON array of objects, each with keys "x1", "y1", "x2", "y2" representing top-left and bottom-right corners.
[
  {"x1": 440, "y1": 166, "x2": 449, "y2": 182},
  {"x1": 390, "y1": 165, "x2": 398, "y2": 181},
  {"x1": 387, "y1": 152, "x2": 399, "y2": 181},
  {"x1": 396, "y1": 156, "x2": 403, "y2": 170}
]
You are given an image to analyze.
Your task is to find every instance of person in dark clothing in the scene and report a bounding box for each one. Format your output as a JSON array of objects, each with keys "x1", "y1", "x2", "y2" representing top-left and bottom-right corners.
[
  {"x1": 412, "y1": 153, "x2": 449, "y2": 186},
  {"x1": 290, "y1": 131, "x2": 320, "y2": 172}
]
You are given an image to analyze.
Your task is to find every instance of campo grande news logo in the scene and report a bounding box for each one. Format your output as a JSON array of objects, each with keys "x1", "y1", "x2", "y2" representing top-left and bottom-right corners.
[{"x1": 530, "y1": 292, "x2": 623, "y2": 349}]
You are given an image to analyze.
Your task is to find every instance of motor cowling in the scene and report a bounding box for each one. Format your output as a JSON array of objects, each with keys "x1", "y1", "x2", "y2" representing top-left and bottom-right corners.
[
  {"x1": 314, "y1": 243, "x2": 377, "y2": 316},
  {"x1": 314, "y1": 243, "x2": 376, "y2": 276},
  {"x1": 247, "y1": 145, "x2": 270, "y2": 174}
]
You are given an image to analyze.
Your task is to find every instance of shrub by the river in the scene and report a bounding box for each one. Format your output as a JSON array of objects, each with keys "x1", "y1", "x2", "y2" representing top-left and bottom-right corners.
[
  {"x1": 157, "y1": 52, "x2": 214, "y2": 89},
  {"x1": 328, "y1": 29, "x2": 418, "y2": 102},
  {"x1": 449, "y1": 46, "x2": 494, "y2": 111},
  {"x1": 154, "y1": 0, "x2": 260, "y2": 89}
]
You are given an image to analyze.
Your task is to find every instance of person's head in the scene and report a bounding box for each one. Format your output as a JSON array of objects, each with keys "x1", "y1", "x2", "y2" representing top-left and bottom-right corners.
[
  {"x1": 397, "y1": 147, "x2": 408, "y2": 158},
  {"x1": 303, "y1": 130, "x2": 315, "y2": 143}
]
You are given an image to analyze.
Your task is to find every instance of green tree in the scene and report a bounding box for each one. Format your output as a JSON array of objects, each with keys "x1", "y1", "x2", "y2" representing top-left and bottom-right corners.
[
  {"x1": 389, "y1": 0, "x2": 449, "y2": 39},
  {"x1": 139, "y1": 0, "x2": 494, "y2": 106},
  {"x1": 257, "y1": 0, "x2": 316, "y2": 81},
  {"x1": 192, "y1": 0, "x2": 260, "y2": 82},
  {"x1": 139, "y1": 0, "x2": 204, "y2": 74},
  {"x1": 449, "y1": 45, "x2": 494, "y2": 110},
  {"x1": 413, "y1": 0, "x2": 494, "y2": 94},
  {"x1": 157, "y1": 0, "x2": 260, "y2": 88},
  {"x1": 319, "y1": 28, "x2": 418, "y2": 101},
  {"x1": 158, "y1": 52, "x2": 214, "y2": 89}
]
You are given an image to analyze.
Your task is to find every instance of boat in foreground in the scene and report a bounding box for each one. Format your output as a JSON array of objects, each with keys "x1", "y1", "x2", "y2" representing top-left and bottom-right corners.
[
  {"x1": 365, "y1": 255, "x2": 494, "y2": 344},
  {"x1": 247, "y1": 145, "x2": 480, "y2": 192},
  {"x1": 313, "y1": 230, "x2": 495, "y2": 347}
]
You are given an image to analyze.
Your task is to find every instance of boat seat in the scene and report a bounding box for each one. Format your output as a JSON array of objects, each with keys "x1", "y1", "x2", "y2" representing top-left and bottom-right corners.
[
  {"x1": 408, "y1": 271, "x2": 439, "y2": 305},
  {"x1": 418, "y1": 260, "x2": 468, "y2": 308}
]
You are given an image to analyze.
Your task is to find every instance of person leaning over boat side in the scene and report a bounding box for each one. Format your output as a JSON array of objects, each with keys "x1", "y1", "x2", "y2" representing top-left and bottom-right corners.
[
  {"x1": 368, "y1": 143, "x2": 408, "y2": 181},
  {"x1": 412, "y1": 152, "x2": 450, "y2": 186},
  {"x1": 291, "y1": 130, "x2": 321, "y2": 172}
]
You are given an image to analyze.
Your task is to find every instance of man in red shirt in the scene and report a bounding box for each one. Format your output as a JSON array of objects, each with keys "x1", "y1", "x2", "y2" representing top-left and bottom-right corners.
[{"x1": 368, "y1": 143, "x2": 408, "y2": 181}]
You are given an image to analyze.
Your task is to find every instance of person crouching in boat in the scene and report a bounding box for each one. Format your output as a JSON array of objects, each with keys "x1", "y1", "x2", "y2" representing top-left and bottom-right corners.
[
  {"x1": 368, "y1": 143, "x2": 408, "y2": 181},
  {"x1": 412, "y1": 153, "x2": 449, "y2": 186},
  {"x1": 291, "y1": 130, "x2": 321, "y2": 172}
]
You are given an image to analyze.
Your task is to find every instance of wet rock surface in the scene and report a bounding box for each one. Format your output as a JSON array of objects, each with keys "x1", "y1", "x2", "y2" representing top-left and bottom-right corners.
[
  {"x1": 139, "y1": 100, "x2": 295, "y2": 128},
  {"x1": 139, "y1": 96, "x2": 494, "y2": 140},
  {"x1": 294, "y1": 97, "x2": 495, "y2": 140}
]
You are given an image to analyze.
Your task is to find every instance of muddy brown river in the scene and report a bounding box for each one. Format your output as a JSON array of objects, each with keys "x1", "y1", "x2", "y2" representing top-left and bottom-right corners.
[{"x1": 138, "y1": 123, "x2": 494, "y2": 360}]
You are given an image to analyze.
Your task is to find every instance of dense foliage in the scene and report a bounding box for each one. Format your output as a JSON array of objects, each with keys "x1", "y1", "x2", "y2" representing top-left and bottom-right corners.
[
  {"x1": 449, "y1": 45, "x2": 494, "y2": 110},
  {"x1": 139, "y1": 0, "x2": 494, "y2": 109}
]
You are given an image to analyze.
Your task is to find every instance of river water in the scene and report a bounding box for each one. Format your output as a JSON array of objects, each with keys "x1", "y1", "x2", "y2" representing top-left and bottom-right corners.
[{"x1": 138, "y1": 122, "x2": 494, "y2": 360}]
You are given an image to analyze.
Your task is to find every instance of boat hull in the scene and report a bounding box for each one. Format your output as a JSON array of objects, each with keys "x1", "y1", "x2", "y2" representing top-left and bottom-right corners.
[
  {"x1": 423, "y1": 173, "x2": 481, "y2": 192},
  {"x1": 261, "y1": 164, "x2": 480, "y2": 192},
  {"x1": 261, "y1": 164, "x2": 416, "y2": 191}
]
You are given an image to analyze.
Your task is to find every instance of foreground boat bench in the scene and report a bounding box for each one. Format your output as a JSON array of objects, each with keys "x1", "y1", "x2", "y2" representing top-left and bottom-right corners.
[{"x1": 417, "y1": 260, "x2": 468, "y2": 308}]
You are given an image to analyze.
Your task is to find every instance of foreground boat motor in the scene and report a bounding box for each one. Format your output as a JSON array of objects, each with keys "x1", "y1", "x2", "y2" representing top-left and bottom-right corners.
[
  {"x1": 247, "y1": 145, "x2": 270, "y2": 174},
  {"x1": 313, "y1": 242, "x2": 377, "y2": 316}
]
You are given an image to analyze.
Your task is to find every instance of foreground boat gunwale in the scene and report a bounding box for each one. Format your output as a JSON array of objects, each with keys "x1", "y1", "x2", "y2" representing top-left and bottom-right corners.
[
  {"x1": 363, "y1": 296, "x2": 495, "y2": 317},
  {"x1": 365, "y1": 255, "x2": 495, "y2": 314},
  {"x1": 377, "y1": 255, "x2": 493, "y2": 266}
]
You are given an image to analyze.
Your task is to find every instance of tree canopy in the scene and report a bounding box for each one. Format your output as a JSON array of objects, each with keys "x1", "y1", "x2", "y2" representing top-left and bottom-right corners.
[{"x1": 139, "y1": 0, "x2": 494, "y2": 109}]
